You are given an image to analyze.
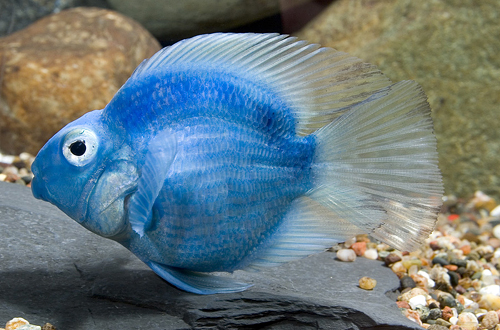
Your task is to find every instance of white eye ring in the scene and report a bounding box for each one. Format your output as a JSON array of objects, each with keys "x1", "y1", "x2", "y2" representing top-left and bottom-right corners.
[{"x1": 62, "y1": 128, "x2": 99, "y2": 167}]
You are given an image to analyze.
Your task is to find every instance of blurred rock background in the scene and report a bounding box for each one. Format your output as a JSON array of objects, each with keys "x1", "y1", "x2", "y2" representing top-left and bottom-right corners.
[
  {"x1": 0, "y1": 0, "x2": 499, "y2": 200},
  {"x1": 297, "y1": 0, "x2": 500, "y2": 201}
]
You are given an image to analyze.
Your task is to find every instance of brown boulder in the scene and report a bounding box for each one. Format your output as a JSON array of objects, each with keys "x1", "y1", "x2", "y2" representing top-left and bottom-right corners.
[{"x1": 0, "y1": 7, "x2": 161, "y2": 155}]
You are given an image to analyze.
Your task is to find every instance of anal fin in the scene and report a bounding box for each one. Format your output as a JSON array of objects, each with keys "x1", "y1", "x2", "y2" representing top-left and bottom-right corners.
[{"x1": 147, "y1": 261, "x2": 252, "y2": 295}]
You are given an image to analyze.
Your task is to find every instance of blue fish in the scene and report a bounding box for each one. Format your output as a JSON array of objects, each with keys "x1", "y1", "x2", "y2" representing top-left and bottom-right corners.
[{"x1": 31, "y1": 33, "x2": 443, "y2": 294}]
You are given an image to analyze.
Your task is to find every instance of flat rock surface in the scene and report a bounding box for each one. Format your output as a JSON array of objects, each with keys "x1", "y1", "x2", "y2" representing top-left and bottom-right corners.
[{"x1": 0, "y1": 182, "x2": 422, "y2": 329}]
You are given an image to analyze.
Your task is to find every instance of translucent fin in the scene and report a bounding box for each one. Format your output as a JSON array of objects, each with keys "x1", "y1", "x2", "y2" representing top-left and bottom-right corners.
[
  {"x1": 147, "y1": 261, "x2": 252, "y2": 295},
  {"x1": 311, "y1": 81, "x2": 443, "y2": 251},
  {"x1": 128, "y1": 33, "x2": 392, "y2": 135},
  {"x1": 128, "y1": 130, "x2": 177, "y2": 237},
  {"x1": 246, "y1": 195, "x2": 385, "y2": 270}
]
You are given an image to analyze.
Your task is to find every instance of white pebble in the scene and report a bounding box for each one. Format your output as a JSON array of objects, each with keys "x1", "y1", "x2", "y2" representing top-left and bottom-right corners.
[
  {"x1": 337, "y1": 249, "x2": 356, "y2": 262},
  {"x1": 363, "y1": 248, "x2": 378, "y2": 260},
  {"x1": 2, "y1": 165, "x2": 18, "y2": 175},
  {"x1": 492, "y1": 205, "x2": 500, "y2": 217},
  {"x1": 0, "y1": 153, "x2": 15, "y2": 164},
  {"x1": 480, "y1": 284, "x2": 500, "y2": 296},
  {"x1": 409, "y1": 295, "x2": 427, "y2": 309},
  {"x1": 462, "y1": 297, "x2": 475, "y2": 308},
  {"x1": 494, "y1": 224, "x2": 500, "y2": 239},
  {"x1": 483, "y1": 269, "x2": 493, "y2": 277},
  {"x1": 416, "y1": 270, "x2": 435, "y2": 288},
  {"x1": 449, "y1": 316, "x2": 458, "y2": 325},
  {"x1": 19, "y1": 152, "x2": 33, "y2": 161},
  {"x1": 457, "y1": 311, "x2": 478, "y2": 325},
  {"x1": 417, "y1": 270, "x2": 431, "y2": 280}
]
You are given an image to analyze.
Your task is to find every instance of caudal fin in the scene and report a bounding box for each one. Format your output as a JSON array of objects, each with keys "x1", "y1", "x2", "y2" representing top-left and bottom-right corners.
[{"x1": 310, "y1": 80, "x2": 443, "y2": 251}]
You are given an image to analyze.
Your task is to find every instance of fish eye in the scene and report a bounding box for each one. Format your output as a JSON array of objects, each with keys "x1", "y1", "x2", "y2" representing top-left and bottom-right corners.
[{"x1": 62, "y1": 128, "x2": 99, "y2": 167}]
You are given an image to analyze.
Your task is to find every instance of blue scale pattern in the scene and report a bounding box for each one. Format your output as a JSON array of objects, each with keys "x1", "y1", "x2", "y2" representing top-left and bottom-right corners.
[{"x1": 109, "y1": 68, "x2": 315, "y2": 272}]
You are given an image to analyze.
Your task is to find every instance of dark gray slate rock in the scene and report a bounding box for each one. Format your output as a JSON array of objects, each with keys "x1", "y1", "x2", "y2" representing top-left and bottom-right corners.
[{"x1": 0, "y1": 182, "x2": 422, "y2": 329}]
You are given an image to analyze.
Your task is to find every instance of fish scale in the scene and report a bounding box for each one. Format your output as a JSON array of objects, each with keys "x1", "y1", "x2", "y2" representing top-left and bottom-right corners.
[{"x1": 139, "y1": 118, "x2": 313, "y2": 271}]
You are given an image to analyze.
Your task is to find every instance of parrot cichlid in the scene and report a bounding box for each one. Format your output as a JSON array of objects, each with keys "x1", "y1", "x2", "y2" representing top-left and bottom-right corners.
[{"x1": 31, "y1": 33, "x2": 443, "y2": 294}]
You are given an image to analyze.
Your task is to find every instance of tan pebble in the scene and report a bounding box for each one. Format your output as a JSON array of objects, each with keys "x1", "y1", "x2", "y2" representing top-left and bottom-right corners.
[
  {"x1": 5, "y1": 318, "x2": 29, "y2": 330},
  {"x1": 355, "y1": 234, "x2": 370, "y2": 243},
  {"x1": 450, "y1": 325, "x2": 475, "y2": 330},
  {"x1": 408, "y1": 264, "x2": 419, "y2": 276},
  {"x1": 351, "y1": 241, "x2": 367, "y2": 256},
  {"x1": 420, "y1": 257, "x2": 430, "y2": 267},
  {"x1": 403, "y1": 259, "x2": 422, "y2": 269},
  {"x1": 391, "y1": 261, "x2": 406, "y2": 273},
  {"x1": 489, "y1": 238, "x2": 500, "y2": 249},
  {"x1": 376, "y1": 243, "x2": 390, "y2": 252},
  {"x1": 343, "y1": 237, "x2": 356, "y2": 248},
  {"x1": 472, "y1": 191, "x2": 497, "y2": 212},
  {"x1": 471, "y1": 279, "x2": 482, "y2": 291},
  {"x1": 336, "y1": 248, "x2": 356, "y2": 262},
  {"x1": 41, "y1": 324, "x2": 56, "y2": 330},
  {"x1": 2, "y1": 166, "x2": 19, "y2": 175},
  {"x1": 359, "y1": 276, "x2": 377, "y2": 290},
  {"x1": 399, "y1": 288, "x2": 428, "y2": 302},
  {"x1": 402, "y1": 309, "x2": 422, "y2": 326},
  {"x1": 481, "y1": 311, "x2": 499, "y2": 328},
  {"x1": 363, "y1": 248, "x2": 378, "y2": 260},
  {"x1": 410, "y1": 274, "x2": 429, "y2": 289},
  {"x1": 459, "y1": 277, "x2": 472, "y2": 289},
  {"x1": 0, "y1": 173, "x2": 6, "y2": 181},
  {"x1": 457, "y1": 312, "x2": 478, "y2": 325}
]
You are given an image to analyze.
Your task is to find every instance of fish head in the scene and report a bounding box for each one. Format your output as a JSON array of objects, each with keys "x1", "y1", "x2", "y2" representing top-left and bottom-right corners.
[{"x1": 32, "y1": 110, "x2": 138, "y2": 240}]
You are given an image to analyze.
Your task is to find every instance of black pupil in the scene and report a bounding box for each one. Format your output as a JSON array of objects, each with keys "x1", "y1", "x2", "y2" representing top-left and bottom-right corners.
[{"x1": 70, "y1": 140, "x2": 86, "y2": 156}]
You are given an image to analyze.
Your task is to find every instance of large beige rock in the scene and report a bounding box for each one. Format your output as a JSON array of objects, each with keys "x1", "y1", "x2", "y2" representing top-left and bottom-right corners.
[
  {"x1": 0, "y1": 7, "x2": 161, "y2": 155},
  {"x1": 297, "y1": 0, "x2": 500, "y2": 199},
  {"x1": 106, "y1": 0, "x2": 281, "y2": 40}
]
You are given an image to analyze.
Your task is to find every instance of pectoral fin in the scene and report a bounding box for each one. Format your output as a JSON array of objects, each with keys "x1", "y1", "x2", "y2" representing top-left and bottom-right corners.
[
  {"x1": 128, "y1": 130, "x2": 177, "y2": 237},
  {"x1": 147, "y1": 261, "x2": 252, "y2": 295}
]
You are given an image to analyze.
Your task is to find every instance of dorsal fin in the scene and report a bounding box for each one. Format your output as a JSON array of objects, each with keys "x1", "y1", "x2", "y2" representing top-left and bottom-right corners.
[{"x1": 128, "y1": 33, "x2": 393, "y2": 135}]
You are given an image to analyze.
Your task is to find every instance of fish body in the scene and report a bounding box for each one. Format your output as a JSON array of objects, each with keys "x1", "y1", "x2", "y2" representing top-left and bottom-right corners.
[{"x1": 31, "y1": 33, "x2": 443, "y2": 294}]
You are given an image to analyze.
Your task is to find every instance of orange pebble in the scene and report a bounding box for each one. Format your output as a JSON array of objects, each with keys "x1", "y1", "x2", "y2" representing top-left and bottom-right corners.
[
  {"x1": 460, "y1": 245, "x2": 471, "y2": 255},
  {"x1": 444, "y1": 264, "x2": 458, "y2": 271},
  {"x1": 442, "y1": 306, "x2": 453, "y2": 321},
  {"x1": 351, "y1": 241, "x2": 367, "y2": 256},
  {"x1": 397, "y1": 301, "x2": 410, "y2": 309}
]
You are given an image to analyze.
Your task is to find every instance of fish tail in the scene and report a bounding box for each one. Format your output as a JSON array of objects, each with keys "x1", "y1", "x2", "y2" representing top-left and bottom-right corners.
[{"x1": 309, "y1": 80, "x2": 443, "y2": 252}]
